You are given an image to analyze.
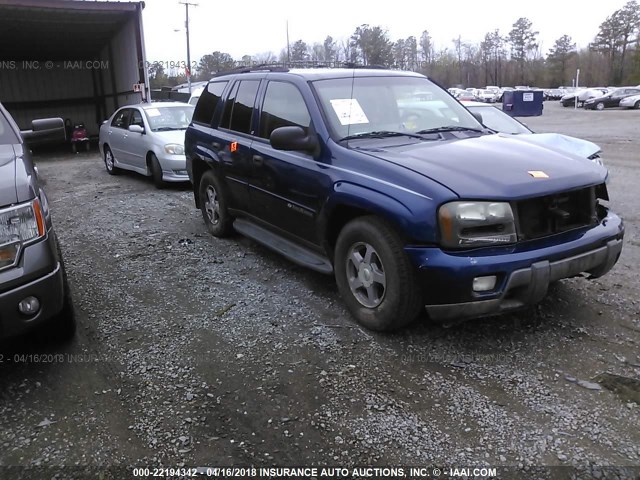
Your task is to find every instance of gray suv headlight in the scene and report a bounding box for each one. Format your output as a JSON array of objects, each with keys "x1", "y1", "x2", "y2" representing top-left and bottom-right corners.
[
  {"x1": 438, "y1": 201, "x2": 517, "y2": 249},
  {"x1": 0, "y1": 199, "x2": 46, "y2": 269}
]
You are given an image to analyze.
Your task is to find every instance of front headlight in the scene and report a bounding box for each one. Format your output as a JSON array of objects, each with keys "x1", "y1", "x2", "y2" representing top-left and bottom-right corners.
[
  {"x1": 438, "y1": 201, "x2": 517, "y2": 249},
  {"x1": 164, "y1": 144, "x2": 185, "y2": 155},
  {"x1": 0, "y1": 199, "x2": 46, "y2": 269}
]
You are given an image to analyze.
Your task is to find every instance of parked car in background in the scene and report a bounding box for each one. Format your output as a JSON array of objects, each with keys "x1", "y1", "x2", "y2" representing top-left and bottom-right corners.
[
  {"x1": 618, "y1": 93, "x2": 640, "y2": 109},
  {"x1": 455, "y1": 90, "x2": 478, "y2": 101},
  {"x1": 461, "y1": 101, "x2": 605, "y2": 167},
  {"x1": 0, "y1": 102, "x2": 75, "y2": 341},
  {"x1": 185, "y1": 67, "x2": 623, "y2": 331},
  {"x1": 188, "y1": 86, "x2": 204, "y2": 106},
  {"x1": 99, "y1": 102, "x2": 194, "y2": 188},
  {"x1": 561, "y1": 88, "x2": 608, "y2": 107},
  {"x1": 476, "y1": 89, "x2": 498, "y2": 103},
  {"x1": 584, "y1": 87, "x2": 640, "y2": 110}
]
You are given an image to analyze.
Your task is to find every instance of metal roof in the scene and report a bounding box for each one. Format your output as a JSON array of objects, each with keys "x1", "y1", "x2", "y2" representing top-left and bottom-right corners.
[{"x1": 0, "y1": 0, "x2": 144, "y2": 61}]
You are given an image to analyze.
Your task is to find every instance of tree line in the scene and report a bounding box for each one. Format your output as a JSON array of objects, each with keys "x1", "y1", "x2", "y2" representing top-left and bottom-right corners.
[{"x1": 149, "y1": 0, "x2": 640, "y2": 89}]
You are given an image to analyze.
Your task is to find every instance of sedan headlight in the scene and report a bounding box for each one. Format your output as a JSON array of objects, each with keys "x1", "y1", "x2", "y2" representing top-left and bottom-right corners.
[
  {"x1": 0, "y1": 199, "x2": 46, "y2": 269},
  {"x1": 164, "y1": 144, "x2": 185, "y2": 155},
  {"x1": 438, "y1": 201, "x2": 517, "y2": 249}
]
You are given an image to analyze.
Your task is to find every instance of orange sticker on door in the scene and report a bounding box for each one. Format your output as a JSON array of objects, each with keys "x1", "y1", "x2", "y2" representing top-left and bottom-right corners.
[{"x1": 230, "y1": 141, "x2": 238, "y2": 153}]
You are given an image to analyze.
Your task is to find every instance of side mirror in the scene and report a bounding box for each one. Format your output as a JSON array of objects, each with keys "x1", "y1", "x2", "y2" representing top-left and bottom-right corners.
[
  {"x1": 128, "y1": 125, "x2": 145, "y2": 134},
  {"x1": 21, "y1": 117, "x2": 66, "y2": 146},
  {"x1": 270, "y1": 126, "x2": 317, "y2": 153},
  {"x1": 470, "y1": 111, "x2": 483, "y2": 124}
]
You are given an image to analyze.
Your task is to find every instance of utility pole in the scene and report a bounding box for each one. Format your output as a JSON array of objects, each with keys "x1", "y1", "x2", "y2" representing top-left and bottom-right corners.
[
  {"x1": 286, "y1": 20, "x2": 290, "y2": 67},
  {"x1": 179, "y1": 1, "x2": 198, "y2": 94}
]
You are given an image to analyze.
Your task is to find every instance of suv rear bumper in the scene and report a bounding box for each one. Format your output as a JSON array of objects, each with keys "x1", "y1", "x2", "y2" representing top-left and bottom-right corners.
[
  {"x1": 406, "y1": 213, "x2": 624, "y2": 322},
  {"x1": 0, "y1": 235, "x2": 64, "y2": 338}
]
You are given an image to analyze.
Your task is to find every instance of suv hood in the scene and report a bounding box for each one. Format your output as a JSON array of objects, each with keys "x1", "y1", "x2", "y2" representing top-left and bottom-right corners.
[
  {"x1": 360, "y1": 134, "x2": 606, "y2": 199},
  {"x1": 0, "y1": 144, "x2": 17, "y2": 207}
]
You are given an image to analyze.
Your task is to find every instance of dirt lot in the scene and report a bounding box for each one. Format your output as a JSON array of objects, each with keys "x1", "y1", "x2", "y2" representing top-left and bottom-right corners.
[{"x1": 1, "y1": 101, "x2": 639, "y2": 479}]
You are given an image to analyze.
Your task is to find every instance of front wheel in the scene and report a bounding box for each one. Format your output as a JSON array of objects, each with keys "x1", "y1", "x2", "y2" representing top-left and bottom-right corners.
[
  {"x1": 104, "y1": 146, "x2": 120, "y2": 175},
  {"x1": 595, "y1": 102, "x2": 605, "y2": 111},
  {"x1": 149, "y1": 154, "x2": 165, "y2": 189},
  {"x1": 634, "y1": 101, "x2": 640, "y2": 110},
  {"x1": 334, "y1": 216, "x2": 423, "y2": 331}
]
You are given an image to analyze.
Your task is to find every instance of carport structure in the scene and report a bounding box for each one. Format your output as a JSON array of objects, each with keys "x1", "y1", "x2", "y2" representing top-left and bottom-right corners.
[{"x1": 0, "y1": 0, "x2": 149, "y2": 136}]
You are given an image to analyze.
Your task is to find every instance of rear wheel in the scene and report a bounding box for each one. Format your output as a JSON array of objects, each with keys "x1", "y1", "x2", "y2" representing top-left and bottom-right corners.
[
  {"x1": 199, "y1": 170, "x2": 234, "y2": 237},
  {"x1": 334, "y1": 216, "x2": 423, "y2": 331},
  {"x1": 149, "y1": 154, "x2": 165, "y2": 189},
  {"x1": 595, "y1": 102, "x2": 605, "y2": 111},
  {"x1": 635, "y1": 101, "x2": 640, "y2": 110}
]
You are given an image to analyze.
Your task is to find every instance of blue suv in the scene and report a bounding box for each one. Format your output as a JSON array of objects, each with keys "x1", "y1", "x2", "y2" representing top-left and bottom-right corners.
[{"x1": 185, "y1": 68, "x2": 623, "y2": 331}]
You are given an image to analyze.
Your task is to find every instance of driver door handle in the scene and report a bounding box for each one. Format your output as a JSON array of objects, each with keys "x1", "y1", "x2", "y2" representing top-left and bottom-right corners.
[{"x1": 252, "y1": 155, "x2": 264, "y2": 166}]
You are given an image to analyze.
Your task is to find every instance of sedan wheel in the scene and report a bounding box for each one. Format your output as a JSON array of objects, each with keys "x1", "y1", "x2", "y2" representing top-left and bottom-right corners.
[
  {"x1": 596, "y1": 102, "x2": 605, "y2": 111},
  {"x1": 104, "y1": 147, "x2": 120, "y2": 175}
]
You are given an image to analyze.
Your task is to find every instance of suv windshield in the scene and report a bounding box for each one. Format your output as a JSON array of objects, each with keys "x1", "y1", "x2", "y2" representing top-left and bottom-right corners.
[
  {"x1": 312, "y1": 75, "x2": 483, "y2": 141},
  {"x1": 144, "y1": 106, "x2": 194, "y2": 131}
]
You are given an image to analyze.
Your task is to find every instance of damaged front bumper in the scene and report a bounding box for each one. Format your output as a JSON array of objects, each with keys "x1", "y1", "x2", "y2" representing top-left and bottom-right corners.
[{"x1": 406, "y1": 213, "x2": 624, "y2": 323}]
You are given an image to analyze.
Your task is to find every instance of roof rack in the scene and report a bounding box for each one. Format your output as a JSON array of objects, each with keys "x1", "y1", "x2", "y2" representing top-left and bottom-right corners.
[
  {"x1": 342, "y1": 63, "x2": 387, "y2": 69},
  {"x1": 212, "y1": 64, "x2": 289, "y2": 78}
]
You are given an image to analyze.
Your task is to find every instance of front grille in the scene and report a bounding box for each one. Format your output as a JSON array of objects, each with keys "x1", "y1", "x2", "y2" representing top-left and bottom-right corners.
[{"x1": 514, "y1": 186, "x2": 598, "y2": 241}]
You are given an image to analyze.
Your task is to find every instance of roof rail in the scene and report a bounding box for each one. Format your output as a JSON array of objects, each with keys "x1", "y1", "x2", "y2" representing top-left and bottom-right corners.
[
  {"x1": 342, "y1": 63, "x2": 388, "y2": 69},
  {"x1": 211, "y1": 64, "x2": 289, "y2": 78}
]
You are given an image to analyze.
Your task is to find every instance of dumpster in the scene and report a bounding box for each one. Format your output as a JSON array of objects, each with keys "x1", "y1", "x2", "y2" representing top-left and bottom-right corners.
[{"x1": 502, "y1": 90, "x2": 544, "y2": 116}]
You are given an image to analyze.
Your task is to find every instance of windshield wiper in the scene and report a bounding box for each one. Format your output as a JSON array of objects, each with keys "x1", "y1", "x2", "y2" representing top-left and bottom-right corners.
[
  {"x1": 416, "y1": 126, "x2": 486, "y2": 134},
  {"x1": 340, "y1": 130, "x2": 427, "y2": 142},
  {"x1": 154, "y1": 127, "x2": 181, "y2": 131}
]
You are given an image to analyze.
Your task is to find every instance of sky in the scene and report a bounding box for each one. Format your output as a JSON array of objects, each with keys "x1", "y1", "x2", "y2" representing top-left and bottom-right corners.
[{"x1": 142, "y1": 0, "x2": 630, "y2": 65}]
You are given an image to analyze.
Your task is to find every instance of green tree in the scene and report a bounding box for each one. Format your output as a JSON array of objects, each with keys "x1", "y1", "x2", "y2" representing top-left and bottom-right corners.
[
  {"x1": 350, "y1": 24, "x2": 393, "y2": 66},
  {"x1": 197, "y1": 52, "x2": 235, "y2": 78},
  {"x1": 480, "y1": 30, "x2": 506, "y2": 86},
  {"x1": 508, "y1": 17, "x2": 539, "y2": 83},
  {"x1": 547, "y1": 35, "x2": 576, "y2": 86},
  {"x1": 290, "y1": 39, "x2": 310, "y2": 63}
]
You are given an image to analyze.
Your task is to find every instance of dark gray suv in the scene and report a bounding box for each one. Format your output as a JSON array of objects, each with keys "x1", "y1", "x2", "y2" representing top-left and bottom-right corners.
[{"x1": 0, "y1": 102, "x2": 75, "y2": 340}]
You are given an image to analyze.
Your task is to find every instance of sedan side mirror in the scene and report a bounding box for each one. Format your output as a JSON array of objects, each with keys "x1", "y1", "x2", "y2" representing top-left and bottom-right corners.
[
  {"x1": 270, "y1": 126, "x2": 318, "y2": 153},
  {"x1": 128, "y1": 125, "x2": 145, "y2": 134}
]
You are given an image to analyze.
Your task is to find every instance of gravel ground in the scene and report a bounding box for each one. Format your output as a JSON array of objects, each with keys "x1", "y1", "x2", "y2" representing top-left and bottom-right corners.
[{"x1": 1, "y1": 101, "x2": 639, "y2": 479}]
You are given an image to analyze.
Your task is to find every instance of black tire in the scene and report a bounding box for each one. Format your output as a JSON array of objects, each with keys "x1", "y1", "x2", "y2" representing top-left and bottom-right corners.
[
  {"x1": 199, "y1": 170, "x2": 234, "y2": 237},
  {"x1": 334, "y1": 216, "x2": 423, "y2": 332},
  {"x1": 38, "y1": 242, "x2": 76, "y2": 343},
  {"x1": 85, "y1": 141, "x2": 91, "y2": 152},
  {"x1": 71, "y1": 143, "x2": 77, "y2": 154},
  {"x1": 104, "y1": 146, "x2": 120, "y2": 175},
  {"x1": 149, "y1": 154, "x2": 165, "y2": 189},
  {"x1": 595, "y1": 102, "x2": 605, "y2": 111},
  {"x1": 635, "y1": 101, "x2": 640, "y2": 110}
]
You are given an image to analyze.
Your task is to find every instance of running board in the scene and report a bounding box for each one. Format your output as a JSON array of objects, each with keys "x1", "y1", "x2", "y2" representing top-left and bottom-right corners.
[{"x1": 233, "y1": 219, "x2": 333, "y2": 274}]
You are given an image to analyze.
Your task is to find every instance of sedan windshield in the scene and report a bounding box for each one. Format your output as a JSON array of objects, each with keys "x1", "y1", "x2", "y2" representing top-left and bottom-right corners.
[
  {"x1": 312, "y1": 75, "x2": 482, "y2": 140},
  {"x1": 144, "y1": 106, "x2": 194, "y2": 131}
]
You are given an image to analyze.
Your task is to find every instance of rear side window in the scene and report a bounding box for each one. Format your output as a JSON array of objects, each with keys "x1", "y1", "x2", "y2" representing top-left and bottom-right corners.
[
  {"x1": 220, "y1": 80, "x2": 260, "y2": 135},
  {"x1": 193, "y1": 81, "x2": 227, "y2": 126},
  {"x1": 259, "y1": 82, "x2": 311, "y2": 139}
]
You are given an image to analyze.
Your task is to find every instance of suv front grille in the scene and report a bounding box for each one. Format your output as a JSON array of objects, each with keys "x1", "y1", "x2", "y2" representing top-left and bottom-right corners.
[{"x1": 515, "y1": 186, "x2": 597, "y2": 241}]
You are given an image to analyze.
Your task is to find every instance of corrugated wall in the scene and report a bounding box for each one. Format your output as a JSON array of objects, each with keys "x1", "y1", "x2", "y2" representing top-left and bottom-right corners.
[{"x1": 0, "y1": 8, "x2": 144, "y2": 137}]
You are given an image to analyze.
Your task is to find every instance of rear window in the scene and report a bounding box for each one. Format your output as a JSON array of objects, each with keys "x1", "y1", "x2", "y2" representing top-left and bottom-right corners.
[
  {"x1": 0, "y1": 110, "x2": 19, "y2": 144},
  {"x1": 192, "y1": 82, "x2": 227, "y2": 126}
]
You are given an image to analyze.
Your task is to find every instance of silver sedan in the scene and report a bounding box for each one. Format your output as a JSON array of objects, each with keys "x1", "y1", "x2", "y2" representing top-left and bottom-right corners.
[{"x1": 98, "y1": 102, "x2": 194, "y2": 188}]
